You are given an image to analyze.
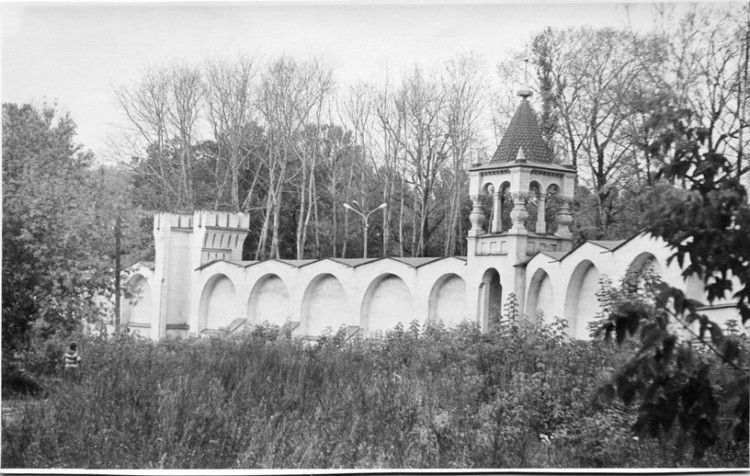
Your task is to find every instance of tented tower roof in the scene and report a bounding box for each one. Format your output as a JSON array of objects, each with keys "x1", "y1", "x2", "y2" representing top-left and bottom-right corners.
[{"x1": 491, "y1": 93, "x2": 555, "y2": 164}]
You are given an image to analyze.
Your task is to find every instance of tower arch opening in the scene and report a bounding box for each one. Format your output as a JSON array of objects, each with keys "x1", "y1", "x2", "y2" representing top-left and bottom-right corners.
[
  {"x1": 545, "y1": 184, "x2": 561, "y2": 235},
  {"x1": 527, "y1": 181, "x2": 542, "y2": 233}
]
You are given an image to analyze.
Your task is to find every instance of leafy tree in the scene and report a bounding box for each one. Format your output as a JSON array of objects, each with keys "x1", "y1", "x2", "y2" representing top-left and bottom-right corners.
[
  {"x1": 2, "y1": 103, "x2": 140, "y2": 351},
  {"x1": 599, "y1": 104, "x2": 749, "y2": 459}
]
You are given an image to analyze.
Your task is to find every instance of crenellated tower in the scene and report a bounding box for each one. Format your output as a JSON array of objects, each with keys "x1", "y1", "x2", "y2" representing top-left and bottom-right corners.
[
  {"x1": 466, "y1": 90, "x2": 576, "y2": 328},
  {"x1": 150, "y1": 211, "x2": 250, "y2": 339}
]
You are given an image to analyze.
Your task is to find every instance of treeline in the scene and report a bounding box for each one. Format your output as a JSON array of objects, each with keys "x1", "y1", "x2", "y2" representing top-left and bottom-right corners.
[
  {"x1": 113, "y1": 5, "x2": 749, "y2": 260},
  {"x1": 115, "y1": 54, "x2": 486, "y2": 259}
]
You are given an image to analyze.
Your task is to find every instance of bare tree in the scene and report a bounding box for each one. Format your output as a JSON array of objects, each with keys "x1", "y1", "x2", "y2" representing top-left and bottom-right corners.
[
  {"x1": 116, "y1": 64, "x2": 203, "y2": 210},
  {"x1": 203, "y1": 56, "x2": 259, "y2": 211},
  {"x1": 531, "y1": 27, "x2": 656, "y2": 237},
  {"x1": 291, "y1": 59, "x2": 334, "y2": 259},
  {"x1": 255, "y1": 56, "x2": 334, "y2": 259},
  {"x1": 650, "y1": 5, "x2": 750, "y2": 173},
  {"x1": 166, "y1": 63, "x2": 203, "y2": 209},
  {"x1": 371, "y1": 77, "x2": 406, "y2": 257},
  {"x1": 396, "y1": 66, "x2": 449, "y2": 257},
  {"x1": 441, "y1": 53, "x2": 487, "y2": 255}
]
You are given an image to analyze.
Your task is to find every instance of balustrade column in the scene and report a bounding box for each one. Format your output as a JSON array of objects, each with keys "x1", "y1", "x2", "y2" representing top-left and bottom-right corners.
[
  {"x1": 509, "y1": 192, "x2": 529, "y2": 234},
  {"x1": 555, "y1": 198, "x2": 573, "y2": 239},
  {"x1": 468, "y1": 195, "x2": 486, "y2": 237}
]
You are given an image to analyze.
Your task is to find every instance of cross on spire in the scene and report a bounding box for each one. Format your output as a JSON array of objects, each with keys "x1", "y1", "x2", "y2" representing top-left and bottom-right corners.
[
  {"x1": 523, "y1": 55, "x2": 530, "y2": 87},
  {"x1": 517, "y1": 52, "x2": 532, "y2": 100}
]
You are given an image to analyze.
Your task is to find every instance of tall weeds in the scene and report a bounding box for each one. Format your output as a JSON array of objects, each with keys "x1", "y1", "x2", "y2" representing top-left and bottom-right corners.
[{"x1": 2, "y1": 321, "x2": 747, "y2": 469}]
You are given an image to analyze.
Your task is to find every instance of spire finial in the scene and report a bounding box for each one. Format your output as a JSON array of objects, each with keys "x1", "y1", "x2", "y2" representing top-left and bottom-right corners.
[{"x1": 517, "y1": 52, "x2": 532, "y2": 99}]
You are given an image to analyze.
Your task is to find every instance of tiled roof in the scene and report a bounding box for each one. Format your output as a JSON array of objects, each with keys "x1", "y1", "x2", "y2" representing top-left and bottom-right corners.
[{"x1": 491, "y1": 98, "x2": 554, "y2": 164}]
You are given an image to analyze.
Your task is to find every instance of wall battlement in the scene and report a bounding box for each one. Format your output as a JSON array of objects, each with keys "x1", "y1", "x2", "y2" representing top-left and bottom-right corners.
[{"x1": 154, "y1": 211, "x2": 251, "y2": 232}]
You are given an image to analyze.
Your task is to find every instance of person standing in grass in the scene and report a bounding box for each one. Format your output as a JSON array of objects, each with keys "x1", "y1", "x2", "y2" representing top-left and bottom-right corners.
[{"x1": 63, "y1": 342, "x2": 82, "y2": 383}]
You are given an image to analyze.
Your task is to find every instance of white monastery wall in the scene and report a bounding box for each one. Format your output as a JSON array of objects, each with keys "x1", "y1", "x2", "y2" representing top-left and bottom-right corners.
[{"x1": 123, "y1": 95, "x2": 742, "y2": 341}]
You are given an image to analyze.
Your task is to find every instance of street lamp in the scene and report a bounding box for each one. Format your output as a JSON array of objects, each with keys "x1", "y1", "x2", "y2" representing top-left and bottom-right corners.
[{"x1": 343, "y1": 201, "x2": 387, "y2": 258}]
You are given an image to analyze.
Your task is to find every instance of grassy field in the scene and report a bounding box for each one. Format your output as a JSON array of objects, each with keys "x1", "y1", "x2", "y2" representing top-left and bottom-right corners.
[{"x1": 2, "y1": 319, "x2": 748, "y2": 469}]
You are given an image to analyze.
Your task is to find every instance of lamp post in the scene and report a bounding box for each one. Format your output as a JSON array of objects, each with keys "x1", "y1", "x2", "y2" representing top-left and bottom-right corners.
[{"x1": 343, "y1": 201, "x2": 387, "y2": 258}]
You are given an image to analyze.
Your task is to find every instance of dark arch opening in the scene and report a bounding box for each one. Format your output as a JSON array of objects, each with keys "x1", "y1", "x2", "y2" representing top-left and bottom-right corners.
[{"x1": 479, "y1": 268, "x2": 502, "y2": 331}]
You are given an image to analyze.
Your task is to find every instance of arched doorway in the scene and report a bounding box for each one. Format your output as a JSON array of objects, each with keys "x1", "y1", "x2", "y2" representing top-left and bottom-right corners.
[{"x1": 478, "y1": 268, "x2": 502, "y2": 331}]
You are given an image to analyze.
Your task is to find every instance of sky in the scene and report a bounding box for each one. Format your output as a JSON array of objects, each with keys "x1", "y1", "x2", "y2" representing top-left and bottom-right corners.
[{"x1": 0, "y1": 1, "x2": 712, "y2": 162}]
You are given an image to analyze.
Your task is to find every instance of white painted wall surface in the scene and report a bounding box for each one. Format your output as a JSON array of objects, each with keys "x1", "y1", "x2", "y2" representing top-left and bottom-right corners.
[
  {"x1": 122, "y1": 274, "x2": 153, "y2": 325},
  {"x1": 361, "y1": 274, "x2": 415, "y2": 332},
  {"x1": 429, "y1": 274, "x2": 468, "y2": 326},
  {"x1": 247, "y1": 274, "x2": 291, "y2": 326},
  {"x1": 201, "y1": 275, "x2": 238, "y2": 330},
  {"x1": 301, "y1": 274, "x2": 351, "y2": 335}
]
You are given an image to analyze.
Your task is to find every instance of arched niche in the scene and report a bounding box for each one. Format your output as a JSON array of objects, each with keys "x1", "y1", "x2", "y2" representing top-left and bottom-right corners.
[
  {"x1": 301, "y1": 273, "x2": 349, "y2": 336},
  {"x1": 627, "y1": 252, "x2": 661, "y2": 276},
  {"x1": 247, "y1": 273, "x2": 290, "y2": 326},
  {"x1": 526, "y1": 268, "x2": 554, "y2": 324},
  {"x1": 478, "y1": 268, "x2": 502, "y2": 331},
  {"x1": 625, "y1": 252, "x2": 662, "y2": 294},
  {"x1": 564, "y1": 260, "x2": 601, "y2": 339},
  {"x1": 122, "y1": 274, "x2": 153, "y2": 326},
  {"x1": 361, "y1": 273, "x2": 414, "y2": 332},
  {"x1": 199, "y1": 274, "x2": 237, "y2": 331},
  {"x1": 428, "y1": 273, "x2": 468, "y2": 326}
]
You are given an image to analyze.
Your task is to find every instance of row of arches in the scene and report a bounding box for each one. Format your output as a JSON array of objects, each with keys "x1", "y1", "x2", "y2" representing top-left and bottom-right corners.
[
  {"x1": 526, "y1": 251, "x2": 662, "y2": 338},
  {"x1": 481, "y1": 180, "x2": 561, "y2": 234},
  {"x1": 194, "y1": 271, "x2": 471, "y2": 334}
]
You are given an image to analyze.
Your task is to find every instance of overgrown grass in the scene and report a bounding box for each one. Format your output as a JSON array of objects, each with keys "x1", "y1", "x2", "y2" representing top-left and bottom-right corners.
[{"x1": 2, "y1": 320, "x2": 747, "y2": 469}]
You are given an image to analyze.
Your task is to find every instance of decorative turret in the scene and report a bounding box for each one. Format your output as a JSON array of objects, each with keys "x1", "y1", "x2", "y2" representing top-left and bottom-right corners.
[{"x1": 467, "y1": 91, "x2": 577, "y2": 259}]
